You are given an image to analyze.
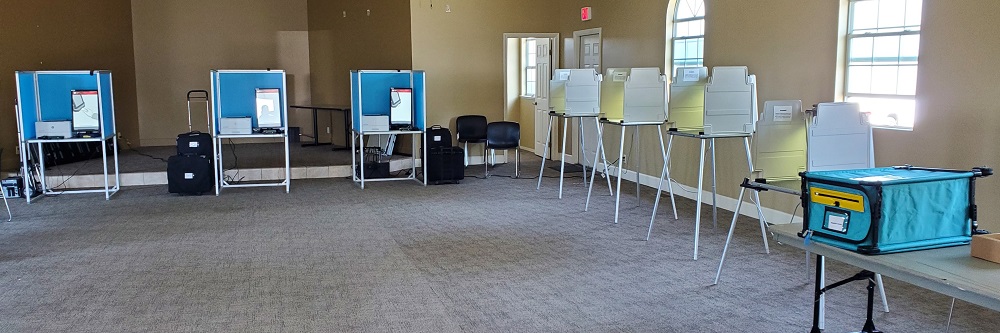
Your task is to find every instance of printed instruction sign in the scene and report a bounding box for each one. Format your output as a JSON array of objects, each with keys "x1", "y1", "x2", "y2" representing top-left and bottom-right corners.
[
  {"x1": 682, "y1": 68, "x2": 700, "y2": 82},
  {"x1": 773, "y1": 105, "x2": 793, "y2": 122}
]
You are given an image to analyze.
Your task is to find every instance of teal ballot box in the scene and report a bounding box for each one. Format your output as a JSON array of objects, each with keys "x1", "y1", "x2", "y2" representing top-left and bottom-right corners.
[{"x1": 799, "y1": 166, "x2": 992, "y2": 254}]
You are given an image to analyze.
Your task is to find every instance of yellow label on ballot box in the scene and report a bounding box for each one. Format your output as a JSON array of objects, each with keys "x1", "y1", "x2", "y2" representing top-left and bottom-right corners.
[{"x1": 811, "y1": 187, "x2": 865, "y2": 212}]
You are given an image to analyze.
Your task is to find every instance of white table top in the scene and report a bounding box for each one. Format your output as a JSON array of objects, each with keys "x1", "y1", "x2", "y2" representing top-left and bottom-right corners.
[{"x1": 770, "y1": 223, "x2": 1000, "y2": 312}]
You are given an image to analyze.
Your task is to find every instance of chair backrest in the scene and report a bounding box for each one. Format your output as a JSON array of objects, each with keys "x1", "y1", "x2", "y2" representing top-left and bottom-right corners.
[
  {"x1": 704, "y1": 66, "x2": 758, "y2": 135},
  {"x1": 456, "y1": 115, "x2": 488, "y2": 142},
  {"x1": 754, "y1": 100, "x2": 806, "y2": 180},
  {"x1": 486, "y1": 121, "x2": 520, "y2": 149},
  {"x1": 806, "y1": 102, "x2": 875, "y2": 171}
]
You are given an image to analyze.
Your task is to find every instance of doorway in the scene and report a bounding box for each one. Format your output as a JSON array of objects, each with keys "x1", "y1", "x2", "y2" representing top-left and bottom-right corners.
[
  {"x1": 502, "y1": 33, "x2": 560, "y2": 161},
  {"x1": 573, "y1": 28, "x2": 602, "y2": 169}
]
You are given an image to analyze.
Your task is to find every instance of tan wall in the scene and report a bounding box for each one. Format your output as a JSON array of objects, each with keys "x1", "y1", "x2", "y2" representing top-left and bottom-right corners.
[
  {"x1": 308, "y1": 0, "x2": 412, "y2": 147},
  {"x1": 0, "y1": 0, "x2": 138, "y2": 171},
  {"x1": 131, "y1": 0, "x2": 310, "y2": 146},
  {"x1": 410, "y1": 0, "x2": 560, "y2": 139},
  {"x1": 556, "y1": 1, "x2": 669, "y2": 181}
]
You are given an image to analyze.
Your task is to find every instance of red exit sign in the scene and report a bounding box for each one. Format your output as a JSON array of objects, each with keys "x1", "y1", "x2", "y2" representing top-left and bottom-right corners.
[{"x1": 581, "y1": 7, "x2": 592, "y2": 21}]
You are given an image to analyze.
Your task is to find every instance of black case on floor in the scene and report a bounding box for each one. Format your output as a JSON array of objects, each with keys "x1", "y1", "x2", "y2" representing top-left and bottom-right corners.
[
  {"x1": 426, "y1": 126, "x2": 453, "y2": 150},
  {"x1": 176, "y1": 132, "x2": 213, "y2": 156},
  {"x1": 427, "y1": 146, "x2": 465, "y2": 184},
  {"x1": 167, "y1": 155, "x2": 214, "y2": 195}
]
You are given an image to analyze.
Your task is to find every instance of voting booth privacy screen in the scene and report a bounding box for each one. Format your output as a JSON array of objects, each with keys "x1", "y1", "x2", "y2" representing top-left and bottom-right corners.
[
  {"x1": 600, "y1": 67, "x2": 666, "y2": 123},
  {"x1": 668, "y1": 67, "x2": 708, "y2": 130},
  {"x1": 800, "y1": 167, "x2": 986, "y2": 254},
  {"x1": 211, "y1": 70, "x2": 288, "y2": 133},
  {"x1": 350, "y1": 70, "x2": 426, "y2": 132},
  {"x1": 550, "y1": 68, "x2": 600, "y2": 115},
  {"x1": 16, "y1": 71, "x2": 116, "y2": 140}
]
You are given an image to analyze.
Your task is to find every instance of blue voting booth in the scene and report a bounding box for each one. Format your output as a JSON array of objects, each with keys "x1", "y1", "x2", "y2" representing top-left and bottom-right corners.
[
  {"x1": 209, "y1": 69, "x2": 291, "y2": 194},
  {"x1": 15, "y1": 70, "x2": 120, "y2": 202},
  {"x1": 349, "y1": 70, "x2": 427, "y2": 188}
]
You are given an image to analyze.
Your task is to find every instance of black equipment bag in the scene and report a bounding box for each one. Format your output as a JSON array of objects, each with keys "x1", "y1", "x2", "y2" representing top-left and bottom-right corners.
[
  {"x1": 176, "y1": 132, "x2": 213, "y2": 156},
  {"x1": 167, "y1": 155, "x2": 214, "y2": 195},
  {"x1": 426, "y1": 125, "x2": 453, "y2": 150},
  {"x1": 427, "y1": 146, "x2": 465, "y2": 184}
]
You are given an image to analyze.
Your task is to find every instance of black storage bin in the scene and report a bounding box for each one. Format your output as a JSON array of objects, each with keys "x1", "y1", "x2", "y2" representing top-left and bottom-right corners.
[{"x1": 427, "y1": 146, "x2": 464, "y2": 184}]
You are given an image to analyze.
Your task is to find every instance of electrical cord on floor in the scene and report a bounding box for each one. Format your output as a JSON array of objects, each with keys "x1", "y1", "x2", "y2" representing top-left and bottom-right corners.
[
  {"x1": 44, "y1": 149, "x2": 103, "y2": 197},
  {"x1": 223, "y1": 139, "x2": 245, "y2": 183},
  {"x1": 124, "y1": 138, "x2": 169, "y2": 163}
]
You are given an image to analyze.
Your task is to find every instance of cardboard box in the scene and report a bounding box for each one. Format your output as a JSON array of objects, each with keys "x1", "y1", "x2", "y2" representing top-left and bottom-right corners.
[{"x1": 971, "y1": 233, "x2": 1000, "y2": 264}]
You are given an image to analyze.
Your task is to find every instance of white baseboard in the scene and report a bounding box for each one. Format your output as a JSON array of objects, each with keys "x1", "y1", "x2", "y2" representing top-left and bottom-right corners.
[{"x1": 601, "y1": 164, "x2": 801, "y2": 225}]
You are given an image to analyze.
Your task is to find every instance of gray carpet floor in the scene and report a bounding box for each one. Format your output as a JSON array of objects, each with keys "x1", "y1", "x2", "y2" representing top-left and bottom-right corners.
[{"x1": 0, "y1": 158, "x2": 997, "y2": 332}]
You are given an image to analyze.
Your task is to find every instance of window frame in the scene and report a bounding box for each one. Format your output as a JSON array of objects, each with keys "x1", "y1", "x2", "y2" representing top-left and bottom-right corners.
[
  {"x1": 843, "y1": 0, "x2": 922, "y2": 130},
  {"x1": 669, "y1": 0, "x2": 706, "y2": 77},
  {"x1": 521, "y1": 38, "x2": 537, "y2": 98}
]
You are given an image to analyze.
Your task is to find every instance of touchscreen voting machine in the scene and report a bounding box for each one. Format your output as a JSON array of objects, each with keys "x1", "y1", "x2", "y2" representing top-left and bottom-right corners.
[
  {"x1": 71, "y1": 90, "x2": 100, "y2": 132},
  {"x1": 255, "y1": 88, "x2": 282, "y2": 129}
]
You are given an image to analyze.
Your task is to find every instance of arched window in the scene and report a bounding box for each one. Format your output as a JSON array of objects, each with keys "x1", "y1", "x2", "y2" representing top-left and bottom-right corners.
[
  {"x1": 670, "y1": 0, "x2": 705, "y2": 76},
  {"x1": 844, "y1": 0, "x2": 922, "y2": 129}
]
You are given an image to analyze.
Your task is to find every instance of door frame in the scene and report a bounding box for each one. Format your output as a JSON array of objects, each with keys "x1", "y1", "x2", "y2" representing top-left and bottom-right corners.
[
  {"x1": 572, "y1": 28, "x2": 602, "y2": 166},
  {"x1": 502, "y1": 33, "x2": 559, "y2": 158}
]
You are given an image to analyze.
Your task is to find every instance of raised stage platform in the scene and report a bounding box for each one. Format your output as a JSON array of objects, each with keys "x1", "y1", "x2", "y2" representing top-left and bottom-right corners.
[{"x1": 25, "y1": 143, "x2": 418, "y2": 190}]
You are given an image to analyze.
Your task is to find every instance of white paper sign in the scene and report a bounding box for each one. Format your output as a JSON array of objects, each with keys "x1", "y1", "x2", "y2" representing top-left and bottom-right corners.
[
  {"x1": 682, "y1": 68, "x2": 700, "y2": 82},
  {"x1": 827, "y1": 215, "x2": 846, "y2": 232},
  {"x1": 773, "y1": 105, "x2": 793, "y2": 122},
  {"x1": 558, "y1": 71, "x2": 570, "y2": 81}
]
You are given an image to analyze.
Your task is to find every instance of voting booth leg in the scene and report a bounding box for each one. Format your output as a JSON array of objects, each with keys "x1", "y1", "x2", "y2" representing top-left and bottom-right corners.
[
  {"x1": 693, "y1": 138, "x2": 707, "y2": 260},
  {"x1": 598, "y1": 121, "x2": 613, "y2": 196},
  {"x1": 646, "y1": 126, "x2": 677, "y2": 241},
  {"x1": 710, "y1": 138, "x2": 718, "y2": 228},
  {"x1": 578, "y1": 119, "x2": 587, "y2": 186},
  {"x1": 559, "y1": 117, "x2": 569, "y2": 199},
  {"x1": 613, "y1": 127, "x2": 628, "y2": 224},
  {"x1": 633, "y1": 128, "x2": 641, "y2": 206},
  {"x1": 742, "y1": 137, "x2": 769, "y2": 254},
  {"x1": 536, "y1": 114, "x2": 554, "y2": 190},
  {"x1": 811, "y1": 254, "x2": 825, "y2": 333},
  {"x1": 585, "y1": 121, "x2": 613, "y2": 211},
  {"x1": 714, "y1": 186, "x2": 747, "y2": 284}
]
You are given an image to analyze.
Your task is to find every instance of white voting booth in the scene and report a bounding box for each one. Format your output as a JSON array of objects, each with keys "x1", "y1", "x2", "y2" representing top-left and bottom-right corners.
[
  {"x1": 549, "y1": 69, "x2": 601, "y2": 115},
  {"x1": 807, "y1": 102, "x2": 875, "y2": 171},
  {"x1": 754, "y1": 100, "x2": 807, "y2": 180},
  {"x1": 666, "y1": 67, "x2": 708, "y2": 131},
  {"x1": 537, "y1": 68, "x2": 613, "y2": 199},
  {"x1": 652, "y1": 66, "x2": 760, "y2": 260},
  {"x1": 703, "y1": 66, "x2": 759, "y2": 135},
  {"x1": 587, "y1": 67, "x2": 672, "y2": 224}
]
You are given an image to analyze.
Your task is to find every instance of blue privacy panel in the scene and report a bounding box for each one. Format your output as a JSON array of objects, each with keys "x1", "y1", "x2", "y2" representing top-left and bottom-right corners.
[
  {"x1": 413, "y1": 71, "x2": 426, "y2": 130},
  {"x1": 351, "y1": 70, "x2": 427, "y2": 131},
  {"x1": 99, "y1": 72, "x2": 115, "y2": 134},
  {"x1": 37, "y1": 73, "x2": 99, "y2": 121},
  {"x1": 212, "y1": 71, "x2": 285, "y2": 130},
  {"x1": 17, "y1": 72, "x2": 39, "y2": 140},
  {"x1": 16, "y1": 71, "x2": 114, "y2": 140}
]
